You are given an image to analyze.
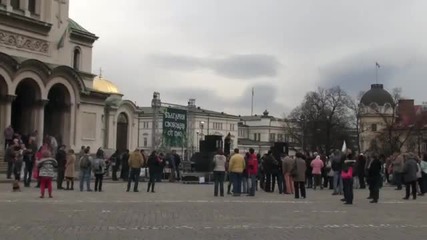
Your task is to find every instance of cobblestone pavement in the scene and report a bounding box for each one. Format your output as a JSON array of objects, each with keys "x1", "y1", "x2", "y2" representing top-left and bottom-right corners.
[{"x1": 0, "y1": 182, "x2": 426, "y2": 240}]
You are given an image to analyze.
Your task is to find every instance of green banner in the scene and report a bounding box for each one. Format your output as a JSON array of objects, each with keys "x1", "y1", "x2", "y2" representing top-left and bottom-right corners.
[{"x1": 163, "y1": 108, "x2": 187, "y2": 147}]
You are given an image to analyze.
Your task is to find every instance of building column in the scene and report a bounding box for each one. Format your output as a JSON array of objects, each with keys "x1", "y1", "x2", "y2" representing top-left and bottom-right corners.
[
  {"x1": 22, "y1": 0, "x2": 29, "y2": 16},
  {"x1": 4, "y1": 95, "x2": 15, "y2": 127},
  {"x1": 37, "y1": 99, "x2": 48, "y2": 147}
]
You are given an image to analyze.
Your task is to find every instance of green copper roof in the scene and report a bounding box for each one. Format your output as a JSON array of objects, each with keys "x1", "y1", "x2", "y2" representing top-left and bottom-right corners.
[{"x1": 68, "y1": 18, "x2": 98, "y2": 39}]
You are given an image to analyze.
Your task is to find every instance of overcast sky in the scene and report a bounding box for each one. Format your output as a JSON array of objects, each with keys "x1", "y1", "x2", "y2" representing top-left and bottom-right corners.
[{"x1": 70, "y1": 0, "x2": 427, "y2": 116}]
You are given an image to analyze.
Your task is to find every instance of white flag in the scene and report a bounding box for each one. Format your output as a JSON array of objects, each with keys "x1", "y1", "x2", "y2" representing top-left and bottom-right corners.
[{"x1": 341, "y1": 141, "x2": 347, "y2": 153}]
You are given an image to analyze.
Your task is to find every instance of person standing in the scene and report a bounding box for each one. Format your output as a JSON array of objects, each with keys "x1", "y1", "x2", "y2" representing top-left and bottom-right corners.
[
  {"x1": 56, "y1": 145, "x2": 67, "y2": 190},
  {"x1": 121, "y1": 150, "x2": 130, "y2": 181},
  {"x1": 357, "y1": 154, "x2": 367, "y2": 189},
  {"x1": 228, "y1": 148, "x2": 245, "y2": 197},
  {"x1": 5, "y1": 139, "x2": 19, "y2": 179},
  {"x1": 247, "y1": 148, "x2": 258, "y2": 197},
  {"x1": 403, "y1": 153, "x2": 419, "y2": 200},
  {"x1": 23, "y1": 136, "x2": 37, "y2": 187},
  {"x1": 331, "y1": 150, "x2": 344, "y2": 195},
  {"x1": 311, "y1": 155, "x2": 324, "y2": 190},
  {"x1": 65, "y1": 149, "x2": 76, "y2": 190},
  {"x1": 341, "y1": 159, "x2": 355, "y2": 205},
  {"x1": 420, "y1": 153, "x2": 427, "y2": 196},
  {"x1": 147, "y1": 151, "x2": 162, "y2": 193},
  {"x1": 79, "y1": 147, "x2": 93, "y2": 192},
  {"x1": 127, "y1": 148, "x2": 144, "y2": 192},
  {"x1": 37, "y1": 151, "x2": 58, "y2": 198},
  {"x1": 93, "y1": 149, "x2": 106, "y2": 192},
  {"x1": 367, "y1": 154, "x2": 382, "y2": 203},
  {"x1": 283, "y1": 154, "x2": 295, "y2": 194},
  {"x1": 168, "y1": 152, "x2": 177, "y2": 182},
  {"x1": 172, "y1": 150, "x2": 181, "y2": 181},
  {"x1": 392, "y1": 153, "x2": 405, "y2": 190},
  {"x1": 110, "y1": 150, "x2": 120, "y2": 181},
  {"x1": 293, "y1": 153, "x2": 307, "y2": 199},
  {"x1": 4, "y1": 125, "x2": 14, "y2": 149},
  {"x1": 212, "y1": 149, "x2": 226, "y2": 197}
]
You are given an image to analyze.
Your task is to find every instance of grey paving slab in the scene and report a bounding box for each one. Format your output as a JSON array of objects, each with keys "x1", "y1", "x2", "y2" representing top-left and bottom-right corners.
[{"x1": 0, "y1": 182, "x2": 426, "y2": 240}]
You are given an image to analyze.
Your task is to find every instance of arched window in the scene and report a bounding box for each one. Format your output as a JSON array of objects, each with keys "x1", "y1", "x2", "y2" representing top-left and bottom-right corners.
[
  {"x1": 370, "y1": 103, "x2": 379, "y2": 112},
  {"x1": 73, "y1": 48, "x2": 81, "y2": 70}
]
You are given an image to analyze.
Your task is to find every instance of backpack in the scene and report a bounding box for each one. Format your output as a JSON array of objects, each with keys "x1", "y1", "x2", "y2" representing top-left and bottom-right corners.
[
  {"x1": 92, "y1": 158, "x2": 102, "y2": 172},
  {"x1": 80, "y1": 155, "x2": 91, "y2": 169}
]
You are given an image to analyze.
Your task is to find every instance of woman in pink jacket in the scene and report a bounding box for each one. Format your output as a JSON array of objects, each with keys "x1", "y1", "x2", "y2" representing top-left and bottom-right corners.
[
  {"x1": 311, "y1": 156, "x2": 324, "y2": 190},
  {"x1": 341, "y1": 159, "x2": 356, "y2": 205}
]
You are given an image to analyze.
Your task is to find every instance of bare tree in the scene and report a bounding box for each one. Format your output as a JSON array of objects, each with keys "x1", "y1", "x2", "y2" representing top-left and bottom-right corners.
[
  {"x1": 369, "y1": 88, "x2": 414, "y2": 155},
  {"x1": 284, "y1": 86, "x2": 354, "y2": 155}
]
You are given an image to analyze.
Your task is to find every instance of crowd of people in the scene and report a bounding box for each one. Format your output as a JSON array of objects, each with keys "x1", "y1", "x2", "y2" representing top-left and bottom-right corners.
[
  {"x1": 4, "y1": 125, "x2": 427, "y2": 203},
  {"x1": 3, "y1": 125, "x2": 184, "y2": 198},
  {"x1": 211, "y1": 147, "x2": 427, "y2": 204}
]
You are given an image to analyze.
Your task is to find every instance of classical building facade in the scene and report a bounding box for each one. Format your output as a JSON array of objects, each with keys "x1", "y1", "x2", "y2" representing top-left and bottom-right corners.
[
  {"x1": 238, "y1": 110, "x2": 295, "y2": 154},
  {"x1": 138, "y1": 98, "x2": 239, "y2": 157},
  {"x1": 359, "y1": 84, "x2": 427, "y2": 155},
  {"x1": 0, "y1": 0, "x2": 139, "y2": 152}
]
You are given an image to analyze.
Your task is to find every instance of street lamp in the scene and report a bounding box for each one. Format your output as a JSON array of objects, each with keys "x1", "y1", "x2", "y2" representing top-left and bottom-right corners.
[{"x1": 200, "y1": 121, "x2": 205, "y2": 140}]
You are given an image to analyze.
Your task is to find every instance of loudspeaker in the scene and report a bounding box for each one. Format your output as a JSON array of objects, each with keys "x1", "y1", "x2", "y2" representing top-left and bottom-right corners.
[
  {"x1": 191, "y1": 152, "x2": 216, "y2": 172},
  {"x1": 272, "y1": 142, "x2": 288, "y2": 159},
  {"x1": 203, "y1": 135, "x2": 223, "y2": 153}
]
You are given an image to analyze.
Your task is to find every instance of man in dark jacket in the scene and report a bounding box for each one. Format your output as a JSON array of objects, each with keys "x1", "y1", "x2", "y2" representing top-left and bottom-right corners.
[
  {"x1": 367, "y1": 154, "x2": 382, "y2": 203},
  {"x1": 357, "y1": 154, "x2": 367, "y2": 189},
  {"x1": 263, "y1": 150, "x2": 278, "y2": 192},
  {"x1": 172, "y1": 150, "x2": 181, "y2": 181},
  {"x1": 56, "y1": 145, "x2": 67, "y2": 190},
  {"x1": 121, "y1": 150, "x2": 130, "y2": 181},
  {"x1": 331, "y1": 150, "x2": 344, "y2": 195}
]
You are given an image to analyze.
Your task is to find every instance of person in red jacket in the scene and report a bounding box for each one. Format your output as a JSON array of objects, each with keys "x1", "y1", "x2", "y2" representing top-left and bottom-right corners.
[{"x1": 247, "y1": 148, "x2": 259, "y2": 196}]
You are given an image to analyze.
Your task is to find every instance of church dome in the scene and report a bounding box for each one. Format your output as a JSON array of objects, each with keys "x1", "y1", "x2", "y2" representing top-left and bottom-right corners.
[
  {"x1": 93, "y1": 76, "x2": 120, "y2": 94},
  {"x1": 360, "y1": 84, "x2": 394, "y2": 106}
]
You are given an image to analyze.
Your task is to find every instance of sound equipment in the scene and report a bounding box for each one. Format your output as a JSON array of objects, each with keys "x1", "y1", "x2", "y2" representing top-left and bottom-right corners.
[
  {"x1": 191, "y1": 152, "x2": 216, "y2": 172},
  {"x1": 204, "y1": 135, "x2": 223, "y2": 152},
  {"x1": 272, "y1": 142, "x2": 288, "y2": 160},
  {"x1": 195, "y1": 135, "x2": 223, "y2": 172}
]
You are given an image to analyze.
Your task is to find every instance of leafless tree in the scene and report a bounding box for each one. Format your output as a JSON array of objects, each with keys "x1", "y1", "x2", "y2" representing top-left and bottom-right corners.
[{"x1": 284, "y1": 86, "x2": 354, "y2": 155}]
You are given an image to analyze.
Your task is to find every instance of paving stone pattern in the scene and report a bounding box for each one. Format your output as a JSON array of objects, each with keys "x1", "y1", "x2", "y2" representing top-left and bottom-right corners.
[{"x1": 0, "y1": 182, "x2": 426, "y2": 240}]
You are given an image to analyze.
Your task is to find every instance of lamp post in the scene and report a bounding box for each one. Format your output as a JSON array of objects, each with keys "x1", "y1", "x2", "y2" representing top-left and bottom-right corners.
[
  {"x1": 151, "y1": 92, "x2": 161, "y2": 151},
  {"x1": 200, "y1": 121, "x2": 205, "y2": 140}
]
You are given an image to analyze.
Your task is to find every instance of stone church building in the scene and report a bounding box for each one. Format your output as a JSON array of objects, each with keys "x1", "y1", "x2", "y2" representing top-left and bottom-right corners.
[{"x1": 0, "y1": 0, "x2": 139, "y2": 151}]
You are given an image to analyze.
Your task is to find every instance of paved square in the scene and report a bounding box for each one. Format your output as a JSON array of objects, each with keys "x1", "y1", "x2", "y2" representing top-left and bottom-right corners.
[{"x1": 0, "y1": 182, "x2": 426, "y2": 240}]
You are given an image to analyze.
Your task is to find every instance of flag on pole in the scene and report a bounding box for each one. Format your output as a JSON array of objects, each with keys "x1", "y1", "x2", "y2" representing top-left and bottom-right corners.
[
  {"x1": 341, "y1": 140, "x2": 347, "y2": 153},
  {"x1": 252, "y1": 87, "x2": 254, "y2": 96},
  {"x1": 376, "y1": 62, "x2": 380, "y2": 68}
]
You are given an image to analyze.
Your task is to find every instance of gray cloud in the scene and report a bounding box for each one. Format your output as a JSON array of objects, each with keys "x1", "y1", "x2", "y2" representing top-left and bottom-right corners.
[
  {"x1": 148, "y1": 53, "x2": 280, "y2": 79},
  {"x1": 318, "y1": 49, "x2": 427, "y2": 101},
  {"x1": 71, "y1": 0, "x2": 427, "y2": 115},
  {"x1": 161, "y1": 84, "x2": 288, "y2": 117}
]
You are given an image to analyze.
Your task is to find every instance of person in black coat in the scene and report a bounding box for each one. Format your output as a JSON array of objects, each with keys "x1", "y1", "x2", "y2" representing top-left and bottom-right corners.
[
  {"x1": 367, "y1": 154, "x2": 382, "y2": 203},
  {"x1": 147, "y1": 151, "x2": 163, "y2": 193},
  {"x1": 55, "y1": 145, "x2": 67, "y2": 190},
  {"x1": 357, "y1": 154, "x2": 367, "y2": 189},
  {"x1": 120, "y1": 150, "x2": 130, "y2": 181}
]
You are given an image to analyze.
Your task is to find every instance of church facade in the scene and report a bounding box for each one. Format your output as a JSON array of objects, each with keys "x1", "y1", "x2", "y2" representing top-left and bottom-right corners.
[{"x1": 0, "y1": 0, "x2": 139, "y2": 151}]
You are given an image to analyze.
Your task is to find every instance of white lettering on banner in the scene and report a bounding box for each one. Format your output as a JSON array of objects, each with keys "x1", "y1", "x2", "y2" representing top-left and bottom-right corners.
[{"x1": 164, "y1": 112, "x2": 186, "y2": 121}]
